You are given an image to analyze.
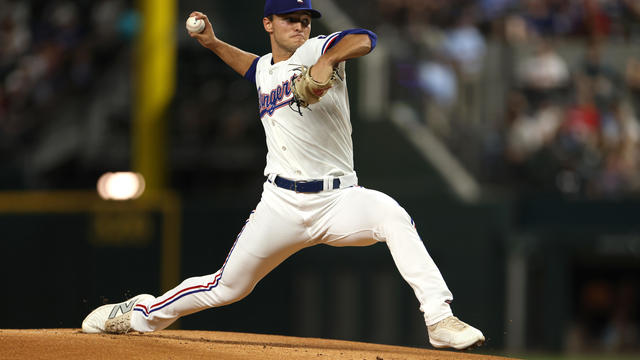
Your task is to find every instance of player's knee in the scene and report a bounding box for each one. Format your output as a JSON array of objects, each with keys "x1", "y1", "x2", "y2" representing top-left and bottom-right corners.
[
  {"x1": 375, "y1": 205, "x2": 415, "y2": 242},
  {"x1": 379, "y1": 195, "x2": 412, "y2": 224},
  {"x1": 357, "y1": 189, "x2": 415, "y2": 241},
  {"x1": 387, "y1": 206, "x2": 413, "y2": 230},
  {"x1": 218, "y1": 279, "x2": 256, "y2": 303}
]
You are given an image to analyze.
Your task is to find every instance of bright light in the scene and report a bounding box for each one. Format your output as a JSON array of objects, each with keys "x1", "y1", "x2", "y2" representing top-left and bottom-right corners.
[{"x1": 97, "y1": 172, "x2": 146, "y2": 200}]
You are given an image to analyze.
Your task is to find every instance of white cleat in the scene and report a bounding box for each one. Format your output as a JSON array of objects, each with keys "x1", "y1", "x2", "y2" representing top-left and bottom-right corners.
[
  {"x1": 82, "y1": 294, "x2": 154, "y2": 334},
  {"x1": 427, "y1": 316, "x2": 485, "y2": 350}
]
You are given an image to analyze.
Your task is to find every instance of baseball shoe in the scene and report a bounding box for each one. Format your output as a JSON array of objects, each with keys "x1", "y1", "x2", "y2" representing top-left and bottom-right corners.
[
  {"x1": 427, "y1": 316, "x2": 485, "y2": 350},
  {"x1": 82, "y1": 294, "x2": 154, "y2": 334}
]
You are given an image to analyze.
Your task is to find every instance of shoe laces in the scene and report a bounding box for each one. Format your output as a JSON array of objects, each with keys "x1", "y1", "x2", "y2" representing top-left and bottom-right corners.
[{"x1": 438, "y1": 316, "x2": 467, "y2": 331}]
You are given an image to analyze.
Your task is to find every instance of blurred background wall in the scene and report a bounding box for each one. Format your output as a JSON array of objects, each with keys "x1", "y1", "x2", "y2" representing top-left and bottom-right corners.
[{"x1": 1, "y1": 0, "x2": 640, "y2": 358}]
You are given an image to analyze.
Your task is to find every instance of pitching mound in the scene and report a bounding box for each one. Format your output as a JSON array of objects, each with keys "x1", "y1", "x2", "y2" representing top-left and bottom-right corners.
[{"x1": 1, "y1": 329, "x2": 516, "y2": 359}]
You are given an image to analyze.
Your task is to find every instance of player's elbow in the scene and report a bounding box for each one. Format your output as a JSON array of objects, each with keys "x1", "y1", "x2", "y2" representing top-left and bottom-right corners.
[
  {"x1": 355, "y1": 33, "x2": 374, "y2": 54},
  {"x1": 362, "y1": 37, "x2": 373, "y2": 54}
]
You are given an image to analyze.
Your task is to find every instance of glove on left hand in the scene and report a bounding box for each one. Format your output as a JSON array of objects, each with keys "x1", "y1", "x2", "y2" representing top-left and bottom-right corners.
[{"x1": 291, "y1": 65, "x2": 337, "y2": 108}]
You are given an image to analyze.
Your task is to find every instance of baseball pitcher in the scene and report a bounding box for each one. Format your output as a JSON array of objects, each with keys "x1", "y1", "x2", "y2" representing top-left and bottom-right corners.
[{"x1": 82, "y1": 0, "x2": 485, "y2": 350}]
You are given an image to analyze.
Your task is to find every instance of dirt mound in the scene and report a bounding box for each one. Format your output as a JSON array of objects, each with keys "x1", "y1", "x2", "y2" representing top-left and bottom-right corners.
[{"x1": 0, "y1": 329, "x2": 517, "y2": 359}]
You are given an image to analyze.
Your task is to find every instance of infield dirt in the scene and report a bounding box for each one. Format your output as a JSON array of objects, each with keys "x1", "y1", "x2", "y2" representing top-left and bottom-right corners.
[{"x1": 0, "y1": 329, "x2": 518, "y2": 359}]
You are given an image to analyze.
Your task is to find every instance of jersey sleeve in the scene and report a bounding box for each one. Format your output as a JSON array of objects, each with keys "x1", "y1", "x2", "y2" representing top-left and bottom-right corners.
[
  {"x1": 295, "y1": 29, "x2": 377, "y2": 66},
  {"x1": 321, "y1": 29, "x2": 377, "y2": 55},
  {"x1": 243, "y1": 57, "x2": 260, "y2": 84}
]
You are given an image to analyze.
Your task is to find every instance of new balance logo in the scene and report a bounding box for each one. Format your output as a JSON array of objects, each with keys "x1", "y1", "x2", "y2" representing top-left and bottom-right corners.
[{"x1": 108, "y1": 300, "x2": 136, "y2": 319}]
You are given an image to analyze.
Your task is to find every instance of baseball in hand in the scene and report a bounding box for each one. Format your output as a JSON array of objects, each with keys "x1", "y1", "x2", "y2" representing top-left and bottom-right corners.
[{"x1": 186, "y1": 16, "x2": 205, "y2": 33}]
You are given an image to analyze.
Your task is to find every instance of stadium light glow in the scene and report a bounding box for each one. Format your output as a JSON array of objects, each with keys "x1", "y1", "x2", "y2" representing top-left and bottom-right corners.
[{"x1": 97, "y1": 172, "x2": 146, "y2": 200}]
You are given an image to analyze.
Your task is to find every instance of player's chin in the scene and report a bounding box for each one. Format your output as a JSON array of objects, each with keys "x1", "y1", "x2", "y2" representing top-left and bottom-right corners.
[
  {"x1": 292, "y1": 38, "x2": 306, "y2": 48},
  {"x1": 291, "y1": 34, "x2": 306, "y2": 43}
]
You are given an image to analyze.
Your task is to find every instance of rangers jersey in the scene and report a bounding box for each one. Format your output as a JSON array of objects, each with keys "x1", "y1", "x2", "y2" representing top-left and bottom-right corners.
[{"x1": 245, "y1": 30, "x2": 376, "y2": 180}]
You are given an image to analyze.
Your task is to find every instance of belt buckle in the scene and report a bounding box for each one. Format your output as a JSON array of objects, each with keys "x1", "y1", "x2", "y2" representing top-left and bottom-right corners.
[{"x1": 294, "y1": 180, "x2": 309, "y2": 193}]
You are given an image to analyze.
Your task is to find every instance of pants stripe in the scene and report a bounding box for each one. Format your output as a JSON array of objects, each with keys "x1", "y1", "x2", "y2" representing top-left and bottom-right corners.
[{"x1": 134, "y1": 212, "x2": 252, "y2": 317}]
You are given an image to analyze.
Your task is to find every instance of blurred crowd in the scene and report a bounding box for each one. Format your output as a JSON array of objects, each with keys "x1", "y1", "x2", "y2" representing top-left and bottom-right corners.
[
  {"x1": 0, "y1": 0, "x2": 137, "y2": 188},
  {"x1": 360, "y1": 0, "x2": 640, "y2": 199},
  {"x1": 505, "y1": 38, "x2": 640, "y2": 198},
  {"x1": 5, "y1": 0, "x2": 640, "y2": 198}
]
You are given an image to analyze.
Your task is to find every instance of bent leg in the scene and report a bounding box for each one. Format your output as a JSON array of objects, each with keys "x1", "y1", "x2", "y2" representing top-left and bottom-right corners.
[{"x1": 322, "y1": 187, "x2": 453, "y2": 325}]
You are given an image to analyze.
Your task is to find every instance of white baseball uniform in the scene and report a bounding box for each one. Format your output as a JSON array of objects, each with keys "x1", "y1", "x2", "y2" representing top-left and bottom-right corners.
[{"x1": 130, "y1": 30, "x2": 454, "y2": 333}]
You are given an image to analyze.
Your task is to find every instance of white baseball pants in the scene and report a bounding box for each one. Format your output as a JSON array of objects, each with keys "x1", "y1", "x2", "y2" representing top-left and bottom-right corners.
[{"x1": 131, "y1": 181, "x2": 453, "y2": 332}]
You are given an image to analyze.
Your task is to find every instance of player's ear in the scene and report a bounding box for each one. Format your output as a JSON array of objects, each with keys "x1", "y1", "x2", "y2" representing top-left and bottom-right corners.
[{"x1": 263, "y1": 16, "x2": 273, "y2": 33}]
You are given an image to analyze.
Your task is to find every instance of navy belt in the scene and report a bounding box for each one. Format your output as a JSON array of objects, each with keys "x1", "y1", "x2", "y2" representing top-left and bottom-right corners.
[{"x1": 271, "y1": 176, "x2": 340, "y2": 193}]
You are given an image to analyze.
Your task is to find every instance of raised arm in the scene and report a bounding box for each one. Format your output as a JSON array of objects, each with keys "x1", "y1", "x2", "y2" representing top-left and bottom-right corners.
[
  {"x1": 310, "y1": 33, "x2": 373, "y2": 82},
  {"x1": 189, "y1": 11, "x2": 259, "y2": 77}
]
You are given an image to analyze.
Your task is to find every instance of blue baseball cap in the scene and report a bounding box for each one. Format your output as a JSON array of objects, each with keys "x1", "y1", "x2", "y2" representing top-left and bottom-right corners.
[{"x1": 264, "y1": 0, "x2": 322, "y2": 19}]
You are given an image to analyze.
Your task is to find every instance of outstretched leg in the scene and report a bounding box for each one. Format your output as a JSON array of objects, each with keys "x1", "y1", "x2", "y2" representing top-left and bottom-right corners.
[
  {"x1": 131, "y1": 200, "x2": 308, "y2": 332},
  {"x1": 131, "y1": 240, "x2": 300, "y2": 332},
  {"x1": 84, "y1": 184, "x2": 310, "y2": 333}
]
